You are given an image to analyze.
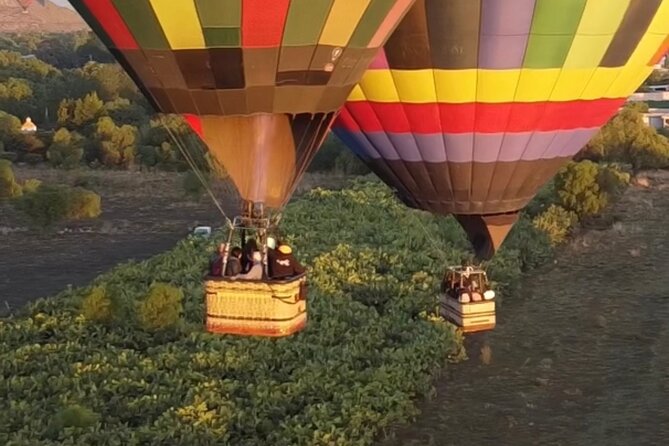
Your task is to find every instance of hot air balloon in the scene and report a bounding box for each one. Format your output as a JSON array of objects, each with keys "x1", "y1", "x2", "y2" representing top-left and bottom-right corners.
[
  {"x1": 68, "y1": 0, "x2": 415, "y2": 337},
  {"x1": 335, "y1": 0, "x2": 669, "y2": 262}
]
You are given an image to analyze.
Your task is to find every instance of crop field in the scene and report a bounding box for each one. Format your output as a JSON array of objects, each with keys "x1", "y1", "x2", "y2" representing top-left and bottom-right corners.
[{"x1": 1, "y1": 179, "x2": 474, "y2": 445}]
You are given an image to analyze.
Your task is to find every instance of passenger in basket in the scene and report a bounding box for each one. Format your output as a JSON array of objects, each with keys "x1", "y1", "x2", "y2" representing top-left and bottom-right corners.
[
  {"x1": 242, "y1": 238, "x2": 258, "y2": 272},
  {"x1": 459, "y1": 276, "x2": 472, "y2": 303},
  {"x1": 470, "y1": 279, "x2": 483, "y2": 302},
  {"x1": 209, "y1": 243, "x2": 226, "y2": 276},
  {"x1": 224, "y1": 247, "x2": 242, "y2": 277},
  {"x1": 269, "y1": 240, "x2": 305, "y2": 280},
  {"x1": 235, "y1": 251, "x2": 263, "y2": 280}
]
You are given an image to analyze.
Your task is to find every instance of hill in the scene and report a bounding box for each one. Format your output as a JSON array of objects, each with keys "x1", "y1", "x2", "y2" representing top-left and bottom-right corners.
[{"x1": 0, "y1": 0, "x2": 86, "y2": 34}]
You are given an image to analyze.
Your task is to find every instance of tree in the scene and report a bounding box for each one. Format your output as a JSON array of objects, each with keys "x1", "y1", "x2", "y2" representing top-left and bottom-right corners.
[
  {"x1": 105, "y1": 97, "x2": 148, "y2": 126},
  {"x1": 577, "y1": 103, "x2": 669, "y2": 171},
  {"x1": 47, "y1": 128, "x2": 84, "y2": 169},
  {"x1": 0, "y1": 78, "x2": 32, "y2": 101},
  {"x1": 0, "y1": 111, "x2": 22, "y2": 150},
  {"x1": 0, "y1": 159, "x2": 22, "y2": 199},
  {"x1": 57, "y1": 92, "x2": 106, "y2": 129},
  {"x1": 93, "y1": 117, "x2": 137, "y2": 168},
  {"x1": 554, "y1": 161, "x2": 629, "y2": 218},
  {"x1": 78, "y1": 62, "x2": 139, "y2": 102}
]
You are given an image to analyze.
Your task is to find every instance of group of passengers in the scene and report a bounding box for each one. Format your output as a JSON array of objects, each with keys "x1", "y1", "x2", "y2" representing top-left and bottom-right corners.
[
  {"x1": 209, "y1": 236, "x2": 305, "y2": 281},
  {"x1": 440, "y1": 260, "x2": 495, "y2": 303}
]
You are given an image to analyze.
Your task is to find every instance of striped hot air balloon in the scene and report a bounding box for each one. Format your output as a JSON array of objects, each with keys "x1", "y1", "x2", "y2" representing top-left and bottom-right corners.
[
  {"x1": 334, "y1": 0, "x2": 669, "y2": 259},
  {"x1": 69, "y1": 0, "x2": 414, "y2": 210}
]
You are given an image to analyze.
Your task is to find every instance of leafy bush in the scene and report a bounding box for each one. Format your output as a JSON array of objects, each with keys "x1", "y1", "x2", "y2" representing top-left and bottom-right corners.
[
  {"x1": 46, "y1": 405, "x2": 99, "y2": 437},
  {"x1": 66, "y1": 187, "x2": 102, "y2": 220},
  {"x1": 533, "y1": 205, "x2": 578, "y2": 246},
  {"x1": 81, "y1": 286, "x2": 115, "y2": 324},
  {"x1": 181, "y1": 170, "x2": 208, "y2": 200},
  {"x1": 555, "y1": 161, "x2": 607, "y2": 218},
  {"x1": 499, "y1": 216, "x2": 553, "y2": 273},
  {"x1": 22, "y1": 178, "x2": 41, "y2": 194},
  {"x1": 46, "y1": 128, "x2": 84, "y2": 169},
  {"x1": 578, "y1": 103, "x2": 669, "y2": 170},
  {"x1": 12, "y1": 184, "x2": 101, "y2": 228},
  {"x1": 137, "y1": 283, "x2": 184, "y2": 331},
  {"x1": 524, "y1": 180, "x2": 557, "y2": 218},
  {"x1": 555, "y1": 161, "x2": 630, "y2": 219},
  {"x1": 309, "y1": 135, "x2": 369, "y2": 175},
  {"x1": 0, "y1": 159, "x2": 22, "y2": 199},
  {"x1": 12, "y1": 184, "x2": 69, "y2": 227}
]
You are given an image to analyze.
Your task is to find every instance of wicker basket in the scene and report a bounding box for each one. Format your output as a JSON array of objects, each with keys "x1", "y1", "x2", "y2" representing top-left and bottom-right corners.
[
  {"x1": 440, "y1": 294, "x2": 496, "y2": 333},
  {"x1": 204, "y1": 274, "x2": 307, "y2": 337}
]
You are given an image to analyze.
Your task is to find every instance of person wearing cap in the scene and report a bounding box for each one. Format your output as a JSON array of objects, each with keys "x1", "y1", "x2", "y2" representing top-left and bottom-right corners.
[
  {"x1": 268, "y1": 239, "x2": 305, "y2": 280},
  {"x1": 235, "y1": 250, "x2": 263, "y2": 280}
]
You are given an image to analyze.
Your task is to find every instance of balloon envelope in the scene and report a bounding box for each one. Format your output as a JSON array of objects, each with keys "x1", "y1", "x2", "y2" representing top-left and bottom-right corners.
[
  {"x1": 334, "y1": 0, "x2": 669, "y2": 258},
  {"x1": 69, "y1": 0, "x2": 415, "y2": 209}
]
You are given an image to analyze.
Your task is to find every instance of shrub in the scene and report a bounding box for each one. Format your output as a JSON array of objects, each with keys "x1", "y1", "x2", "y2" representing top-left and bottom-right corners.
[
  {"x1": 524, "y1": 180, "x2": 558, "y2": 218},
  {"x1": 12, "y1": 184, "x2": 101, "y2": 228},
  {"x1": 22, "y1": 178, "x2": 41, "y2": 194},
  {"x1": 533, "y1": 205, "x2": 578, "y2": 246},
  {"x1": 578, "y1": 103, "x2": 669, "y2": 170},
  {"x1": 137, "y1": 283, "x2": 184, "y2": 331},
  {"x1": 182, "y1": 170, "x2": 209, "y2": 199},
  {"x1": 0, "y1": 159, "x2": 22, "y2": 199},
  {"x1": 12, "y1": 184, "x2": 69, "y2": 227},
  {"x1": 47, "y1": 405, "x2": 99, "y2": 436},
  {"x1": 598, "y1": 164, "x2": 630, "y2": 198},
  {"x1": 555, "y1": 161, "x2": 608, "y2": 218},
  {"x1": 66, "y1": 187, "x2": 102, "y2": 219},
  {"x1": 309, "y1": 135, "x2": 369, "y2": 175},
  {"x1": 81, "y1": 286, "x2": 114, "y2": 324},
  {"x1": 46, "y1": 128, "x2": 84, "y2": 169},
  {"x1": 500, "y1": 216, "x2": 553, "y2": 272}
]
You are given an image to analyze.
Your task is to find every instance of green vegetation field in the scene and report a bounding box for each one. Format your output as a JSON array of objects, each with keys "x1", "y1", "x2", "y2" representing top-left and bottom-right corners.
[{"x1": 0, "y1": 161, "x2": 631, "y2": 445}]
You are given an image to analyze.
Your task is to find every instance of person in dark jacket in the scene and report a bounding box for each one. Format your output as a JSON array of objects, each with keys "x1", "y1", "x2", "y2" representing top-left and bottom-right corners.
[
  {"x1": 241, "y1": 238, "x2": 258, "y2": 272},
  {"x1": 268, "y1": 240, "x2": 305, "y2": 280},
  {"x1": 224, "y1": 247, "x2": 242, "y2": 277}
]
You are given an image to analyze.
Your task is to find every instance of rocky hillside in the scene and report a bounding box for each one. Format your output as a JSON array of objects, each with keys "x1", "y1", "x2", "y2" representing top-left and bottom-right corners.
[{"x1": 0, "y1": 0, "x2": 87, "y2": 34}]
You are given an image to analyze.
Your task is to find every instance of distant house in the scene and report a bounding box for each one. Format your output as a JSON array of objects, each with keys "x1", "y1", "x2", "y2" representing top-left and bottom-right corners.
[
  {"x1": 20, "y1": 117, "x2": 37, "y2": 133},
  {"x1": 645, "y1": 84, "x2": 669, "y2": 92},
  {"x1": 641, "y1": 110, "x2": 669, "y2": 130}
]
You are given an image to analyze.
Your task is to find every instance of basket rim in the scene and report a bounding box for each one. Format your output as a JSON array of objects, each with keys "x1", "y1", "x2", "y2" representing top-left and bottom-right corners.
[{"x1": 204, "y1": 272, "x2": 307, "y2": 285}]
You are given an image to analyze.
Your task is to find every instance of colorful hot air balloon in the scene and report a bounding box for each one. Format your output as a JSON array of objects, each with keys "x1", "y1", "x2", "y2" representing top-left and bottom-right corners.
[
  {"x1": 68, "y1": 0, "x2": 415, "y2": 211},
  {"x1": 68, "y1": 0, "x2": 416, "y2": 338},
  {"x1": 334, "y1": 0, "x2": 669, "y2": 259}
]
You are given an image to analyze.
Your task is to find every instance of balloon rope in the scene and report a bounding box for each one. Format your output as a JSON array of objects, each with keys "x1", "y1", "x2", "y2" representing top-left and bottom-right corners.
[
  {"x1": 160, "y1": 116, "x2": 234, "y2": 231},
  {"x1": 408, "y1": 209, "x2": 451, "y2": 264}
]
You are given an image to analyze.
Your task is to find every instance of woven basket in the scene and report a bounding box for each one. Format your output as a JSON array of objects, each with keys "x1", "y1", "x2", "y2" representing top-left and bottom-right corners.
[
  {"x1": 440, "y1": 294, "x2": 496, "y2": 333},
  {"x1": 204, "y1": 275, "x2": 307, "y2": 337}
]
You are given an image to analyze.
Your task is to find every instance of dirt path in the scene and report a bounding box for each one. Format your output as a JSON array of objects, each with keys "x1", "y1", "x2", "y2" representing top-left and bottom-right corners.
[{"x1": 382, "y1": 171, "x2": 669, "y2": 446}]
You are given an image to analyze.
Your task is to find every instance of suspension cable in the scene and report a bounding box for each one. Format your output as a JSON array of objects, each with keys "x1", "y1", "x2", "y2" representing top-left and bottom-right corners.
[{"x1": 160, "y1": 116, "x2": 234, "y2": 231}]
